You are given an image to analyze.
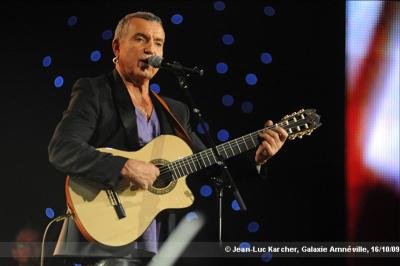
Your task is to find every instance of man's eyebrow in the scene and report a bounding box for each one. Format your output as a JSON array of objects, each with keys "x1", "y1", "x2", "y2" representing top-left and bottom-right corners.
[
  {"x1": 154, "y1": 37, "x2": 165, "y2": 43},
  {"x1": 133, "y1": 32, "x2": 148, "y2": 39},
  {"x1": 133, "y1": 33, "x2": 164, "y2": 43}
]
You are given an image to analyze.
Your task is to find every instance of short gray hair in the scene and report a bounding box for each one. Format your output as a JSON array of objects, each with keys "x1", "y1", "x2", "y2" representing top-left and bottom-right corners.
[{"x1": 113, "y1": 12, "x2": 163, "y2": 43}]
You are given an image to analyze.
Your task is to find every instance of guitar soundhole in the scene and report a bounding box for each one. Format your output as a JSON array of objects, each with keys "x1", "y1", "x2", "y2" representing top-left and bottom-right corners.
[
  {"x1": 149, "y1": 159, "x2": 177, "y2": 195},
  {"x1": 152, "y1": 174, "x2": 172, "y2": 189}
]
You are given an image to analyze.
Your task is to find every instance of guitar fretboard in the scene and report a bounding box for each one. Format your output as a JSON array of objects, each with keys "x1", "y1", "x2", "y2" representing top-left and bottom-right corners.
[
  {"x1": 165, "y1": 131, "x2": 260, "y2": 178},
  {"x1": 156, "y1": 108, "x2": 320, "y2": 183},
  {"x1": 159, "y1": 121, "x2": 289, "y2": 179}
]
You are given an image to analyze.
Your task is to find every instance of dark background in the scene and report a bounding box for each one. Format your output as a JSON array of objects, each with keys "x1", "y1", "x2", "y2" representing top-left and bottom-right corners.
[{"x1": 0, "y1": 1, "x2": 345, "y2": 265}]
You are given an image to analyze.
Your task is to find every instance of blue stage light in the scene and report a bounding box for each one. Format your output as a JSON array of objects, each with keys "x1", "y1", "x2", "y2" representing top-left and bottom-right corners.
[
  {"x1": 102, "y1": 30, "x2": 113, "y2": 40},
  {"x1": 222, "y1": 34, "x2": 234, "y2": 45},
  {"x1": 150, "y1": 83, "x2": 160, "y2": 94},
  {"x1": 196, "y1": 122, "x2": 210, "y2": 134},
  {"x1": 261, "y1": 252, "x2": 273, "y2": 262},
  {"x1": 264, "y1": 6, "x2": 276, "y2": 16},
  {"x1": 241, "y1": 101, "x2": 254, "y2": 114},
  {"x1": 200, "y1": 185, "x2": 213, "y2": 197},
  {"x1": 213, "y1": 1, "x2": 225, "y2": 11},
  {"x1": 245, "y1": 73, "x2": 258, "y2": 85},
  {"x1": 54, "y1": 76, "x2": 64, "y2": 88},
  {"x1": 231, "y1": 200, "x2": 240, "y2": 211},
  {"x1": 45, "y1": 208, "x2": 55, "y2": 219},
  {"x1": 239, "y1": 242, "x2": 250, "y2": 250},
  {"x1": 247, "y1": 221, "x2": 260, "y2": 233},
  {"x1": 217, "y1": 129, "x2": 230, "y2": 141},
  {"x1": 90, "y1": 50, "x2": 101, "y2": 62},
  {"x1": 216, "y1": 62, "x2": 228, "y2": 74},
  {"x1": 42, "y1": 56, "x2": 52, "y2": 68},
  {"x1": 171, "y1": 14, "x2": 183, "y2": 25},
  {"x1": 261, "y1": 52, "x2": 272, "y2": 64},
  {"x1": 67, "y1": 16, "x2": 78, "y2": 26},
  {"x1": 222, "y1": 94, "x2": 234, "y2": 106}
]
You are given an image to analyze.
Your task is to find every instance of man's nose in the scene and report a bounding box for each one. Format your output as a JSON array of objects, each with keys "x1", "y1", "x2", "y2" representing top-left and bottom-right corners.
[{"x1": 144, "y1": 42, "x2": 156, "y2": 55}]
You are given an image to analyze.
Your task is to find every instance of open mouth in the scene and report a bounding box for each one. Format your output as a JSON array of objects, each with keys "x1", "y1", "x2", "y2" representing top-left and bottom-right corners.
[
  {"x1": 139, "y1": 59, "x2": 149, "y2": 67},
  {"x1": 138, "y1": 59, "x2": 151, "y2": 70}
]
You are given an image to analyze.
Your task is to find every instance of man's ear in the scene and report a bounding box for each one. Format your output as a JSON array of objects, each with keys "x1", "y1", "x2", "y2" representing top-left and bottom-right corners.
[{"x1": 112, "y1": 39, "x2": 119, "y2": 57}]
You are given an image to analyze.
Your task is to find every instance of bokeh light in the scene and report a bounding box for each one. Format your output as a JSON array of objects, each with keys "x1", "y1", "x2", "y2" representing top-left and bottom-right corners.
[{"x1": 171, "y1": 14, "x2": 184, "y2": 25}]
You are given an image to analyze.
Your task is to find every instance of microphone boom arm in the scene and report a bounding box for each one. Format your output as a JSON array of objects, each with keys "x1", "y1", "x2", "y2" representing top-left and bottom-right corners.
[{"x1": 147, "y1": 55, "x2": 204, "y2": 76}]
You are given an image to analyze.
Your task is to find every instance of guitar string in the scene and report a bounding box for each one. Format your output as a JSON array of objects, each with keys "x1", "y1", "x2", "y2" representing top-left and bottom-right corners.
[
  {"x1": 155, "y1": 124, "x2": 282, "y2": 183},
  {"x1": 155, "y1": 117, "x2": 312, "y2": 184},
  {"x1": 155, "y1": 137, "x2": 258, "y2": 184},
  {"x1": 158, "y1": 129, "x2": 261, "y2": 175},
  {"x1": 159, "y1": 132, "x2": 257, "y2": 176},
  {"x1": 156, "y1": 118, "x2": 306, "y2": 183},
  {"x1": 157, "y1": 119, "x2": 293, "y2": 176}
]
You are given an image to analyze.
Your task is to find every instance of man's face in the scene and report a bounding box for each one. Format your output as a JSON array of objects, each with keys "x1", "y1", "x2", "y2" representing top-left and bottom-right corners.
[
  {"x1": 11, "y1": 229, "x2": 40, "y2": 264},
  {"x1": 114, "y1": 17, "x2": 165, "y2": 83}
]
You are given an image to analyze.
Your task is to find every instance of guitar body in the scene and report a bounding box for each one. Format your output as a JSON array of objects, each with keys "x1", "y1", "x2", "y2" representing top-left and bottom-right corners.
[{"x1": 66, "y1": 135, "x2": 195, "y2": 247}]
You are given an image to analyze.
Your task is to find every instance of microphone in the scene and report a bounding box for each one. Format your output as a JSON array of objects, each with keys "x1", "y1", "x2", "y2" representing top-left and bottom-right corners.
[{"x1": 147, "y1": 55, "x2": 204, "y2": 76}]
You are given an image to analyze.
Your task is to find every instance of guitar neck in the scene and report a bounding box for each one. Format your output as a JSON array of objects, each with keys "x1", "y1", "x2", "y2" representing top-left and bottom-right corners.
[
  {"x1": 163, "y1": 121, "x2": 290, "y2": 178},
  {"x1": 160, "y1": 108, "x2": 320, "y2": 180}
]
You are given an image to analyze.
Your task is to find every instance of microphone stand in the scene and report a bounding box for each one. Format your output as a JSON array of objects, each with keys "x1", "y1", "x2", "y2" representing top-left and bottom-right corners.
[{"x1": 169, "y1": 65, "x2": 247, "y2": 246}]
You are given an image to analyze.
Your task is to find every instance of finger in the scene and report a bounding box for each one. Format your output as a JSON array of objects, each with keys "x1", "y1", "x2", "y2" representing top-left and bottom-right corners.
[
  {"x1": 275, "y1": 127, "x2": 288, "y2": 141},
  {"x1": 255, "y1": 145, "x2": 269, "y2": 162},
  {"x1": 136, "y1": 176, "x2": 149, "y2": 190},
  {"x1": 146, "y1": 178, "x2": 154, "y2": 189},
  {"x1": 260, "y1": 131, "x2": 279, "y2": 146},
  {"x1": 261, "y1": 134, "x2": 278, "y2": 151},
  {"x1": 264, "y1": 120, "x2": 273, "y2": 127},
  {"x1": 259, "y1": 132, "x2": 274, "y2": 146},
  {"x1": 149, "y1": 175, "x2": 157, "y2": 184},
  {"x1": 256, "y1": 146, "x2": 268, "y2": 157},
  {"x1": 154, "y1": 166, "x2": 160, "y2": 176},
  {"x1": 139, "y1": 182, "x2": 147, "y2": 190},
  {"x1": 267, "y1": 128, "x2": 281, "y2": 141},
  {"x1": 262, "y1": 141, "x2": 273, "y2": 156}
]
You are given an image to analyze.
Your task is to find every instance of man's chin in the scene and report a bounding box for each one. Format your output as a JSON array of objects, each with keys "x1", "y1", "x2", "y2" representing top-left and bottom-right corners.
[
  {"x1": 140, "y1": 68, "x2": 157, "y2": 79},
  {"x1": 127, "y1": 70, "x2": 156, "y2": 83}
]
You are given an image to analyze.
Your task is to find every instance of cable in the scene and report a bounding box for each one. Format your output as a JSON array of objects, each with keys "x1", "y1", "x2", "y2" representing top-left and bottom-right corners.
[{"x1": 40, "y1": 212, "x2": 72, "y2": 266}]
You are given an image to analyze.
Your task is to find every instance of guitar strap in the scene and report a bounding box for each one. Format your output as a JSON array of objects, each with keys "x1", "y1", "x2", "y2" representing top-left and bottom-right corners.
[
  {"x1": 151, "y1": 91, "x2": 193, "y2": 234},
  {"x1": 151, "y1": 91, "x2": 194, "y2": 149}
]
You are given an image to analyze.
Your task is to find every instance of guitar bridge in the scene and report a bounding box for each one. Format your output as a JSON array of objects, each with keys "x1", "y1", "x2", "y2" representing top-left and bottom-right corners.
[{"x1": 106, "y1": 188, "x2": 126, "y2": 219}]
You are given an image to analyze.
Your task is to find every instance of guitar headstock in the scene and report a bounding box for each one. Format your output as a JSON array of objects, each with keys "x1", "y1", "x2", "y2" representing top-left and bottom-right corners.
[{"x1": 278, "y1": 109, "x2": 321, "y2": 140}]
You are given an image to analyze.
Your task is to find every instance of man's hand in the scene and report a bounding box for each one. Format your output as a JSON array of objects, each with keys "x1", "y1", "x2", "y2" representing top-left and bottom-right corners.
[
  {"x1": 255, "y1": 120, "x2": 288, "y2": 164},
  {"x1": 120, "y1": 159, "x2": 160, "y2": 190}
]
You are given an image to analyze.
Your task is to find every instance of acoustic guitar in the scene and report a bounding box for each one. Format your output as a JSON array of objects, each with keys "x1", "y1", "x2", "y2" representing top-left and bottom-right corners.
[{"x1": 66, "y1": 109, "x2": 321, "y2": 246}]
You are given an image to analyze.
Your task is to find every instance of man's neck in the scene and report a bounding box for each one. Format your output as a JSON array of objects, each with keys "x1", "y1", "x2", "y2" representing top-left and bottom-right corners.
[
  {"x1": 125, "y1": 82, "x2": 150, "y2": 102},
  {"x1": 117, "y1": 69, "x2": 150, "y2": 101}
]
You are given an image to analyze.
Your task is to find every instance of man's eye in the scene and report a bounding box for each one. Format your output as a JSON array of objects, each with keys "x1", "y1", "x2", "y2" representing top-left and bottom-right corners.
[{"x1": 155, "y1": 42, "x2": 163, "y2": 47}]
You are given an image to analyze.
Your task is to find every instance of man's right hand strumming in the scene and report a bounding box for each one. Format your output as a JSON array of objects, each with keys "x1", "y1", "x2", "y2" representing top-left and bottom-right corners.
[{"x1": 120, "y1": 159, "x2": 159, "y2": 190}]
